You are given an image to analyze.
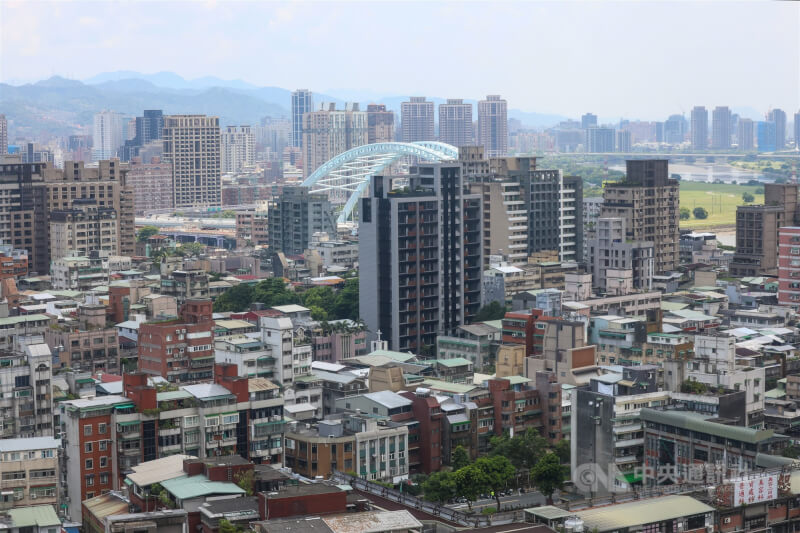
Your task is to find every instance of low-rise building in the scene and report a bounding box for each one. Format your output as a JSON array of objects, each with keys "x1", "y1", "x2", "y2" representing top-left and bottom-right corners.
[{"x1": 0, "y1": 437, "x2": 60, "y2": 508}]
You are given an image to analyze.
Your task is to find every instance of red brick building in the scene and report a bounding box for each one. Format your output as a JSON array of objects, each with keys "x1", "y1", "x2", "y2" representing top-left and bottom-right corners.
[
  {"x1": 778, "y1": 226, "x2": 800, "y2": 311},
  {"x1": 138, "y1": 299, "x2": 215, "y2": 383},
  {"x1": 257, "y1": 485, "x2": 347, "y2": 519},
  {"x1": 502, "y1": 309, "x2": 554, "y2": 356},
  {"x1": 398, "y1": 389, "x2": 444, "y2": 474}
]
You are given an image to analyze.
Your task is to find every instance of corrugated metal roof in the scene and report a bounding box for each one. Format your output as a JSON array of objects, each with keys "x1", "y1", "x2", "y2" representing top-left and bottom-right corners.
[
  {"x1": 8, "y1": 504, "x2": 62, "y2": 527},
  {"x1": 322, "y1": 510, "x2": 422, "y2": 533},
  {"x1": 249, "y1": 378, "x2": 280, "y2": 392},
  {"x1": 161, "y1": 474, "x2": 245, "y2": 500},
  {"x1": 0, "y1": 436, "x2": 60, "y2": 453},
  {"x1": 182, "y1": 383, "x2": 234, "y2": 399},
  {"x1": 363, "y1": 390, "x2": 412, "y2": 409},
  {"x1": 576, "y1": 495, "x2": 713, "y2": 531},
  {"x1": 640, "y1": 408, "x2": 773, "y2": 444},
  {"x1": 127, "y1": 455, "x2": 196, "y2": 487},
  {"x1": 82, "y1": 493, "x2": 129, "y2": 521}
]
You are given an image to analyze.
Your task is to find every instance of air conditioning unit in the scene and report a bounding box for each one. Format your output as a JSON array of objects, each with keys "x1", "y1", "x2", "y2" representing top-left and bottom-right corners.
[
  {"x1": 723, "y1": 517, "x2": 731, "y2": 524},
  {"x1": 30, "y1": 494, "x2": 37, "y2": 499}
]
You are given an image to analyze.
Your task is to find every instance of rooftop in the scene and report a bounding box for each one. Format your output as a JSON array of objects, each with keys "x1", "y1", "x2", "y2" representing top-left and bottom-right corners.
[
  {"x1": 363, "y1": 390, "x2": 413, "y2": 409},
  {"x1": 7, "y1": 505, "x2": 62, "y2": 528},
  {"x1": 161, "y1": 474, "x2": 245, "y2": 500},
  {"x1": 575, "y1": 495, "x2": 714, "y2": 531},
  {"x1": 182, "y1": 383, "x2": 234, "y2": 400},
  {"x1": 640, "y1": 408, "x2": 774, "y2": 444},
  {"x1": 127, "y1": 454, "x2": 196, "y2": 487}
]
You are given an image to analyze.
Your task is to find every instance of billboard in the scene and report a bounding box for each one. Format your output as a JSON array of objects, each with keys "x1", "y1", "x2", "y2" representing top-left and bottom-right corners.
[{"x1": 731, "y1": 473, "x2": 779, "y2": 506}]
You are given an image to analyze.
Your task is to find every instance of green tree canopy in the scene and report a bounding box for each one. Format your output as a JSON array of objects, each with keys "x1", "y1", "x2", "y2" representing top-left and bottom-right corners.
[
  {"x1": 452, "y1": 464, "x2": 489, "y2": 511},
  {"x1": 137, "y1": 225, "x2": 160, "y2": 242},
  {"x1": 679, "y1": 207, "x2": 691, "y2": 220},
  {"x1": 422, "y1": 471, "x2": 456, "y2": 504},
  {"x1": 473, "y1": 301, "x2": 507, "y2": 322},
  {"x1": 476, "y1": 455, "x2": 515, "y2": 510},
  {"x1": 489, "y1": 429, "x2": 548, "y2": 470},
  {"x1": 742, "y1": 192, "x2": 755, "y2": 203},
  {"x1": 554, "y1": 439, "x2": 571, "y2": 464},
  {"x1": 693, "y1": 207, "x2": 709, "y2": 219},
  {"x1": 451, "y1": 445, "x2": 470, "y2": 471},
  {"x1": 174, "y1": 241, "x2": 206, "y2": 256},
  {"x1": 532, "y1": 452, "x2": 567, "y2": 503},
  {"x1": 234, "y1": 469, "x2": 254, "y2": 496}
]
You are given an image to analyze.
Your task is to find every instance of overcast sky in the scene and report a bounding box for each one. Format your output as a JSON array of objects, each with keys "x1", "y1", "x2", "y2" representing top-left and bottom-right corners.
[{"x1": 1, "y1": 0, "x2": 798, "y2": 119}]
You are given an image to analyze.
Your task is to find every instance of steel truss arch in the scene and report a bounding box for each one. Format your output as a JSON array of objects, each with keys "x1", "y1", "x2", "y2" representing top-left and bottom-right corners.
[{"x1": 301, "y1": 141, "x2": 458, "y2": 223}]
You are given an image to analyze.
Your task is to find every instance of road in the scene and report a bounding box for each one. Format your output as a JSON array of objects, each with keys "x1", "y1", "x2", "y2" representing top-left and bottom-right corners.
[{"x1": 449, "y1": 490, "x2": 546, "y2": 512}]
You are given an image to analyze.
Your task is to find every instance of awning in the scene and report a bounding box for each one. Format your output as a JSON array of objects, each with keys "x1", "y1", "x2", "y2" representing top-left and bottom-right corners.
[{"x1": 117, "y1": 420, "x2": 140, "y2": 427}]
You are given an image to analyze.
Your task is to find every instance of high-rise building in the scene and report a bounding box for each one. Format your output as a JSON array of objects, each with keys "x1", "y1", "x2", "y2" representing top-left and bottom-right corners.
[
  {"x1": 588, "y1": 217, "x2": 654, "y2": 291},
  {"x1": 690, "y1": 106, "x2": 708, "y2": 150},
  {"x1": 121, "y1": 110, "x2": 164, "y2": 161},
  {"x1": 0, "y1": 114, "x2": 7, "y2": 155},
  {"x1": 359, "y1": 163, "x2": 482, "y2": 352},
  {"x1": 581, "y1": 113, "x2": 598, "y2": 130},
  {"x1": 162, "y1": 115, "x2": 221, "y2": 208},
  {"x1": 795, "y1": 111, "x2": 800, "y2": 150},
  {"x1": 601, "y1": 160, "x2": 679, "y2": 273},
  {"x1": 301, "y1": 103, "x2": 368, "y2": 178},
  {"x1": 0, "y1": 162, "x2": 49, "y2": 273},
  {"x1": 366, "y1": 104, "x2": 395, "y2": 144},
  {"x1": 664, "y1": 114, "x2": 687, "y2": 144},
  {"x1": 267, "y1": 185, "x2": 336, "y2": 255},
  {"x1": 737, "y1": 118, "x2": 754, "y2": 151},
  {"x1": 92, "y1": 110, "x2": 125, "y2": 161},
  {"x1": 221, "y1": 125, "x2": 255, "y2": 173},
  {"x1": 616, "y1": 129, "x2": 632, "y2": 152},
  {"x1": 757, "y1": 121, "x2": 777, "y2": 152},
  {"x1": 400, "y1": 97, "x2": 435, "y2": 142},
  {"x1": 126, "y1": 162, "x2": 173, "y2": 214},
  {"x1": 768, "y1": 109, "x2": 787, "y2": 150},
  {"x1": 730, "y1": 184, "x2": 799, "y2": 277},
  {"x1": 49, "y1": 160, "x2": 136, "y2": 259},
  {"x1": 439, "y1": 99, "x2": 473, "y2": 147},
  {"x1": 778, "y1": 226, "x2": 800, "y2": 311},
  {"x1": 478, "y1": 95, "x2": 508, "y2": 157},
  {"x1": 711, "y1": 106, "x2": 732, "y2": 149},
  {"x1": 49, "y1": 198, "x2": 118, "y2": 262},
  {"x1": 586, "y1": 127, "x2": 615, "y2": 152},
  {"x1": 291, "y1": 89, "x2": 313, "y2": 148}
]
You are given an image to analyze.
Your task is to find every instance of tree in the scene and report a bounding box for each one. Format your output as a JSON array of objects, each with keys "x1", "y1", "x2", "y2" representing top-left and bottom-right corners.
[
  {"x1": 489, "y1": 429, "x2": 548, "y2": 470},
  {"x1": 679, "y1": 207, "x2": 691, "y2": 220},
  {"x1": 174, "y1": 241, "x2": 206, "y2": 256},
  {"x1": 742, "y1": 192, "x2": 755, "y2": 203},
  {"x1": 783, "y1": 445, "x2": 800, "y2": 459},
  {"x1": 451, "y1": 445, "x2": 470, "y2": 471},
  {"x1": 452, "y1": 464, "x2": 488, "y2": 511},
  {"x1": 218, "y1": 519, "x2": 244, "y2": 533},
  {"x1": 234, "y1": 469, "x2": 254, "y2": 496},
  {"x1": 693, "y1": 207, "x2": 709, "y2": 220},
  {"x1": 137, "y1": 225, "x2": 160, "y2": 242},
  {"x1": 755, "y1": 187, "x2": 765, "y2": 194},
  {"x1": 531, "y1": 452, "x2": 567, "y2": 504},
  {"x1": 554, "y1": 439, "x2": 571, "y2": 464},
  {"x1": 476, "y1": 455, "x2": 515, "y2": 511},
  {"x1": 422, "y1": 471, "x2": 456, "y2": 503},
  {"x1": 332, "y1": 277, "x2": 359, "y2": 321},
  {"x1": 473, "y1": 301, "x2": 507, "y2": 322}
]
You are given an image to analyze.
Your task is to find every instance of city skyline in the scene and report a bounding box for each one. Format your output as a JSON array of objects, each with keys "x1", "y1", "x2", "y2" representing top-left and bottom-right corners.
[{"x1": 1, "y1": 1, "x2": 797, "y2": 120}]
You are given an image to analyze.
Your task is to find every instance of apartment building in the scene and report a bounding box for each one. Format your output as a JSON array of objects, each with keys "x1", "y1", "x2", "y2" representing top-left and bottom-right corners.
[
  {"x1": 45, "y1": 304, "x2": 120, "y2": 374},
  {"x1": 359, "y1": 163, "x2": 482, "y2": 352},
  {"x1": 235, "y1": 210, "x2": 269, "y2": 247},
  {"x1": 477, "y1": 95, "x2": 508, "y2": 157},
  {"x1": 268, "y1": 186, "x2": 336, "y2": 256},
  {"x1": 0, "y1": 162, "x2": 50, "y2": 274},
  {"x1": 600, "y1": 160, "x2": 679, "y2": 273},
  {"x1": 220, "y1": 126, "x2": 255, "y2": 174},
  {"x1": 778, "y1": 226, "x2": 800, "y2": 310},
  {"x1": 438, "y1": 99, "x2": 473, "y2": 147},
  {"x1": 301, "y1": 104, "x2": 367, "y2": 178},
  {"x1": 162, "y1": 115, "x2": 222, "y2": 208},
  {"x1": 366, "y1": 104, "x2": 394, "y2": 144},
  {"x1": 588, "y1": 217, "x2": 654, "y2": 291},
  {"x1": 126, "y1": 162, "x2": 173, "y2": 214},
  {"x1": 138, "y1": 299, "x2": 215, "y2": 383},
  {"x1": 400, "y1": 97, "x2": 434, "y2": 143},
  {"x1": 0, "y1": 437, "x2": 60, "y2": 508},
  {"x1": 49, "y1": 198, "x2": 118, "y2": 262}
]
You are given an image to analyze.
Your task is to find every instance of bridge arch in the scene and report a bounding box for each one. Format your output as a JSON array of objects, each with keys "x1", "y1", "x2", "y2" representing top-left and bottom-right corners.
[{"x1": 301, "y1": 141, "x2": 458, "y2": 223}]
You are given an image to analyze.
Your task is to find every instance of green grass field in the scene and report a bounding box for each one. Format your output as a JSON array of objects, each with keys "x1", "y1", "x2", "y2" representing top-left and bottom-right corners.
[{"x1": 679, "y1": 181, "x2": 763, "y2": 229}]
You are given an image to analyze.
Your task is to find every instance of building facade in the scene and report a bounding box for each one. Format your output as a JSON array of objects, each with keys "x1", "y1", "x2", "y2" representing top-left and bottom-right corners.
[
  {"x1": 477, "y1": 95, "x2": 508, "y2": 157},
  {"x1": 438, "y1": 99, "x2": 473, "y2": 147},
  {"x1": 291, "y1": 89, "x2": 313, "y2": 149},
  {"x1": 690, "y1": 106, "x2": 708, "y2": 150},
  {"x1": 163, "y1": 115, "x2": 222, "y2": 208},
  {"x1": 267, "y1": 185, "x2": 336, "y2": 255},
  {"x1": 400, "y1": 97, "x2": 435, "y2": 143},
  {"x1": 221, "y1": 126, "x2": 255, "y2": 174},
  {"x1": 301, "y1": 104, "x2": 368, "y2": 178},
  {"x1": 711, "y1": 106, "x2": 732, "y2": 149},
  {"x1": 126, "y1": 162, "x2": 173, "y2": 214},
  {"x1": 366, "y1": 104, "x2": 394, "y2": 144}
]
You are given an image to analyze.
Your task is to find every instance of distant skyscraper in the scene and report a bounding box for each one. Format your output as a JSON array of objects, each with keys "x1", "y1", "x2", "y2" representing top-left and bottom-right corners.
[
  {"x1": 616, "y1": 129, "x2": 632, "y2": 152},
  {"x1": 586, "y1": 127, "x2": 615, "y2": 152},
  {"x1": 401, "y1": 97, "x2": 435, "y2": 142},
  {"x1": 737, "y1": 119, "x2": 754, "y2": 151},
  {"x1": 795, "y1": 112, "x2": 800, "y2": 149},
  {"x1": 291, "y1": 89, "x2": 313, "y2": 148},
  {"x1": 757, "y1": 121, "x2": 777, "y2": 152},
  {"x1": 664, "y1": 114, "x2": 687, "y2": 144},
  {"x1": 302, "y1": 103, "x2": 368, "y2": 179},
  {"x1": 366, "y1": 104, "x2": 395, "y2": 144},
  {"x1": 711, "y1": 106, "x2": 732, "y2": 149},
  {"x1": 92, "y1": 110, "x2": 125, "y2": 161},
  {"x1": 478, "y1": 95, "x2": 508, "y2": 157},
  {"x1": 162, "y1": 115, "x2": 221, "y2": 208},
  {"x1": 268, "y1": 185, "x2": 335, "y2": 255},
  {"x1": 690, "y1": 106, "x2": 708, "y2": 150},
  {"x1": 439, "y1": 99, "x2": 473, "y2": 147},
  {"x1": 0, "y1": 114, "x2": 6, "y2": 155},
  {"x1": 768, "y1": 109, "x2": 787, "y2": 150},
  {"x1": 121, "y1": 109, "x2": 163, "y2": 161},
  {"x1": 220, "y1": 125, "x2": 255, "y2": 173},
  {"x1": 581, "y1": 113, "x2": 598, "y2": 129}
]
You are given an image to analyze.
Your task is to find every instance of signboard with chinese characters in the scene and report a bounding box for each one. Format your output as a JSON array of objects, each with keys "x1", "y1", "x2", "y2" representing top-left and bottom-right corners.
[{"x1": 731, "y1": 473, "x2": 779, "y2": 506}]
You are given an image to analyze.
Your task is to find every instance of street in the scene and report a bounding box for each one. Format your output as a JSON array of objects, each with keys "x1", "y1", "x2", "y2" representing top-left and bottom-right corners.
[{"x1": 448, "y1": 490, "x2": 546, "y2": 512}]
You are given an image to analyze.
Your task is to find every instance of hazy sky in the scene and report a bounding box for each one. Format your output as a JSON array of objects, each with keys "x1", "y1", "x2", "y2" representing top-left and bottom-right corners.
[{"x1": 1, "y1": 0, "x2": 798, "y2": 119}]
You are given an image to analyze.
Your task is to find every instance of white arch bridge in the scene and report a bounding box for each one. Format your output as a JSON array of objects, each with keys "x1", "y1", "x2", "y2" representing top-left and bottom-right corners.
[{"x1": 301, "y1": 141, "x2": 458, "y2": 223}]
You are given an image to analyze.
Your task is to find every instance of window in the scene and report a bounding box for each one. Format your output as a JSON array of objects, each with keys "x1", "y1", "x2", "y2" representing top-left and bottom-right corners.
[
  {"x1": 84, "y1": 442, "x2": 93, "y2": 453},
  {"x1": 85, "y1": 459, "x2": 93, "y2": 470},
  {"x1": 99, "y1": 440, "x2": 108, "y2": 451},
  {"x1": 84, "y1": 424, "x2": 92, "y2": 436},
  {"x1": 100, "y1": 457, "x2": 108, "y2": 468},
  {"x1": 205, "y1": 416, "x2": 219, "y2": 427},
  {"x1": 85, "y1": 475, "x2": 95, "y2": 487},
  {"x1": 184, "y1": 415, "x2": 199, "y2": 428},
  {"x1": 40, "y1": 449, "x2": 54, "y2": 459},
  {"x1": 99, "y1": 423, "x2": 107, "y2": 434},
  {"x1": 222, "y1": 413, "x2": 239, "y2": 425}
]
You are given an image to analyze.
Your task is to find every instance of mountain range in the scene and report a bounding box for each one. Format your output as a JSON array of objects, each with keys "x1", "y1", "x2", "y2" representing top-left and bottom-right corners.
[{"x1": 0, "y1": 71, "x2": 569, "y2": 140}]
